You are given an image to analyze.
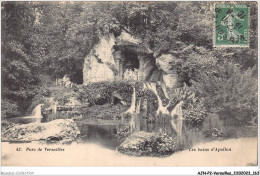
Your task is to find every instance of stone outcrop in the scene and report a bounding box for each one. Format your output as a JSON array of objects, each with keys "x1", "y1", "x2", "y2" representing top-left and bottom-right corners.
[
  {"x1": 83, "y1": 34, "x2": 116, "y2": 84},
  {"x1": 2, "y1": 119, "x2": 80, "y2": 144},
  {"x1": 156, "y1": 54, "x2": 179, "y2": 88},
  {"x1": 1, "y1": 120, "x2": 15, "y2": 134},
  {"x1": 156, "y1": 54, "x2": 177, "y2": 73},
  {"x1": 117, "y1": 131, "x2": 179, "y2": 156},
  {"x1": 83, "y1": 30, "x2": 179, "y2": 89}
]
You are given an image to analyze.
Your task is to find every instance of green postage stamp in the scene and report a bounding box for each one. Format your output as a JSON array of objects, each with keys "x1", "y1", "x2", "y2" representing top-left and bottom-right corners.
[{"x1": 215, "y1": 4, "x2": 249, "y2": 47}]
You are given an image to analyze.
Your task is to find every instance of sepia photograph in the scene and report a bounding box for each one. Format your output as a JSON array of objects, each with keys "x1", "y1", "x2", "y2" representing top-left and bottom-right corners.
[{"x1": 1, "y1": 0, "x2": 258, "y2": 171}]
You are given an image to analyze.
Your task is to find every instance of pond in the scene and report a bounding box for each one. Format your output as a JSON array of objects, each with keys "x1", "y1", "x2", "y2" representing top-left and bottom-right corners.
[
  {"x1": 74, "y1": 117, "x2": 205, "y2": 150},
  {"x1": 7, "y1": 116, "x2": 46, "y2": 124},
  {"x1": 5, "y1": 115, "x2": 206, "y2": 151},
  {"x1": 74, "y1": 119, "x2": 121, "y2": 149}
]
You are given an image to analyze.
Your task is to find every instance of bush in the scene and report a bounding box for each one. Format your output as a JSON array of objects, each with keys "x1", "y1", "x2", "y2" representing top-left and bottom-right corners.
[
  {"x1": 116, "y1": 124, "x2": 132, "y2": 139},
  {"x1": 184, "y1": 104, "x2": 207, "y2": 130},
  {"x1": 192, "y1": 61, "x2": 257, "y2": 125},
  {"x1": 79, "y1": 81, "x2": 133, "y2": 106},
  {"x1": 1, "y1": 99, "x2": 20, "y2": 119},
  {"x1": 171, "y1": 51, "x2": 218, "y2": 86},
  {"x1": 156, "y1": 134, "x2": 179, "y2": 155},
  {"x1": 117, "y1": 131, "x2": 179, "y2": 157},
  {"x1": 203, "y1": 128, "x2": 223, "y2": 139},
  {"x1": 81, "y1": 104, "x2": 127, "y2": 120}
]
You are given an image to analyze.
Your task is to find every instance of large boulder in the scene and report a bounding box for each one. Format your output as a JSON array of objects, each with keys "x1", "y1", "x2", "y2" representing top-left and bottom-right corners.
[
  {"x1": 83, "y1": 54, "x2": 115, "y2": 83},
  {"x1": 117, "y1": 131, "x2": 179, "y2": 157},
  {"x1": 156, "y1": 54, "x2": 179, "y2": 88},
  {"x1": 156, "y1": 54, "x2": 177, "y2": 73},
  {"x1": 1, "y1": 120, "x2": 15, "y2": 134},
  {"x1": 2, "y1": 119, "x2": 80, "y2": 144},
  {"x1": 83, "y1": 34, "x2": 117, "y2": 84}
]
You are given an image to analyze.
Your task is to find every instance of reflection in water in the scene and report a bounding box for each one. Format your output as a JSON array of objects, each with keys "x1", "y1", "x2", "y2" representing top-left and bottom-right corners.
[
  {"x1": 74, "y1": 117, "x2": 203, "y2": 150},
  {"x1": 7, "y1": 104, "x2": 45, "y2": 124},
  {"x1": 132, "y1": 117, "x2": 175, "y2": 135},
  {"x1": 6, "y1": 111, "x2": 205, "y2": 151},
  {"x1": 76, "y1": 121, "x2": 121, "y2": 149},
  {"x1": 76, "y1": 117, "x2": 176, "y2": 149},
  {"x1": 7, "y1": 117, "x2": 46, "y2": 124}
]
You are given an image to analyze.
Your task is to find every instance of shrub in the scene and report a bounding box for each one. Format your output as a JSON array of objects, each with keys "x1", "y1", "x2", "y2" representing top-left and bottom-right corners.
[
  {"x1": 184, "y1": 103, "x2": 207, "y2": 130},
  {"x1": 156, "y1": 134, "x2": 179, "y2": 155},
  {"x1": 192, "y1": 61, "x2": 257, "y2": 125},
  {"x1": 171, "y1": 51, "x2": 218, "y2": 86},
  {"x1": 1, "y1": 99, "x2": 20, "y2": 119},
  {"x1": 81, "y1": 104, "x2": 127, "y2": 120},
  {"x1": 79, "y1": 81, "x2": 133, "y2": 106},
  {"x1": 203, "y1": 128, "x2": 223, "y2": 139},
  {"x1": 116, "y1": 124, "x2": 132, "y2": 139}
]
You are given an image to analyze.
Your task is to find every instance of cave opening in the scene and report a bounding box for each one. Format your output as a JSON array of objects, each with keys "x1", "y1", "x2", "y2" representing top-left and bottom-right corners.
[
  {"x1": 122, "y1": 49, "x2": 139, "y2": 72},
  {"x1": 113, "y1": 45, "x2": 141, "y2": 80}
]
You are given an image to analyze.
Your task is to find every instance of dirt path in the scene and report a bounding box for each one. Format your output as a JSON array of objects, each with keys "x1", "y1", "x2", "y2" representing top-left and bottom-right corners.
[{"x1": 1, "y1": 137, "x2": 257, "y2": 166}]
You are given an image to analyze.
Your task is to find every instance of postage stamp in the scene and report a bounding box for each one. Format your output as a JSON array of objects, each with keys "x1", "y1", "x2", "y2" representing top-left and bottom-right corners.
[{"x1": 214, "y1": 4, "x2": 249, "y2": 47}]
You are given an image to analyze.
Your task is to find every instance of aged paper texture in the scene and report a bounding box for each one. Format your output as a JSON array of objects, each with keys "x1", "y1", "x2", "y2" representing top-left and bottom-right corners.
[{"x1": 1, "y1": 1, "x2": 258, "y2": 169}]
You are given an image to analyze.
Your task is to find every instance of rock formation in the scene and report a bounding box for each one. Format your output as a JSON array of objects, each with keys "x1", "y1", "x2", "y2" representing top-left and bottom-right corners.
[
  {"x1": 117, "y1": 131, "x2": 179, "y2": 156},
  {"x1": 82, "y1": 31, "x2": 179, "y2": 88},
  {"x1": 82, "y1": 30, "x2": 183, "y2": 135},
  {"x1": 2, "y1": 119, "x2": 80, "y2": 144},
  {"x1": 83, "y1": 34, "x2": 116, "y2": 84}
]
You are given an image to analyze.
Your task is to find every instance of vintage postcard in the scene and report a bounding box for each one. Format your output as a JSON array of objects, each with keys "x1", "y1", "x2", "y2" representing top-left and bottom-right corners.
[{"x1": 1, "y1": 1, "x2": 258, "y2": 172}]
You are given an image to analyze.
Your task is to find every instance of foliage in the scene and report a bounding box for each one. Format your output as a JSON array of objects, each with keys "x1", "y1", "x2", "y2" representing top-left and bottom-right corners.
[
  {"x1": 1, "y1": 1, "x2": 257, "y2": 124},
  {"x1": 2, "y1": 2, "x2": 41, "y2": 117},
  {"x1": 138, "y1": 89, "x2": 159, "y2": 118},
  {"x1": 156, "y1": 134, "x2": 179, "y2": 155},
  {"x1": 192, "y1": 61, "x2": 257, "y2": 125},
  {"x1": 116, "y1": 124, "x2": 132, "y2": 140},
  {"x1": 167, "y1": 83, "x2": 207, "y2": 130},
  {"x1": 32, "y1": 2, "x2": 99, "y2": 83},
  {"x1": 117, "y1": 132, "x2": 179, "y2": 157},
  {"x1": 1, "y1": 99, "x2": 20, "y2": 119},
  {"x1": 170, "y1": 46, "x2": 218, "y2": 85},
  {"x1": 79, "y1": 81, "x2": 133, "y2": 106},
  {"x1": 184, "y1": 102, "x2": 207, "y2": 130},
  {"x1": 203, "y1": 128, "x2": 223, "y2": 139},
  {"x1": 81, "y1": 104, "x2": 127, "y2": 120},
  {"x1": 1, "y1": 120, "x2": 15, "y2": 133}
]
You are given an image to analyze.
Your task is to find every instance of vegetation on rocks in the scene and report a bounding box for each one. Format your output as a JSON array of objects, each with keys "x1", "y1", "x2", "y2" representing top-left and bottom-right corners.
[
  {"x1": 78, "y1": 81, "x2": 133, "y2": 106},
  {"x1": 117, "y1": 131, "x2": 179, "y2": 157}
]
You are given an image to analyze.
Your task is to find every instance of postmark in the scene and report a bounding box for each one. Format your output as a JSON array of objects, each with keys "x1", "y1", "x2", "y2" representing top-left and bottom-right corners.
[{"x1": 214, "y1": 4, "x2": 249, "y2": 47}]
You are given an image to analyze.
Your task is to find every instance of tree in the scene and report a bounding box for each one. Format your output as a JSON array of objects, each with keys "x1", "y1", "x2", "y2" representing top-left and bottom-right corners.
[{"x1": 2, "y1": 2, "x2": 41, "y2": 116}]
